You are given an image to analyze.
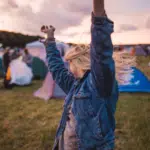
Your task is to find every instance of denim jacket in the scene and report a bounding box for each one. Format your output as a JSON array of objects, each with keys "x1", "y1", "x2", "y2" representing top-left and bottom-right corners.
[{"x1": 46, "y1": 13, "x2": 119, "y2": 150}]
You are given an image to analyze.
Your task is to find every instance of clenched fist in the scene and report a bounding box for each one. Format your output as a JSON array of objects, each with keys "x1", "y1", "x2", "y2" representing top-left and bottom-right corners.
[{"x1": 41, "y1": 25, "x2": 55, "y2": 41}]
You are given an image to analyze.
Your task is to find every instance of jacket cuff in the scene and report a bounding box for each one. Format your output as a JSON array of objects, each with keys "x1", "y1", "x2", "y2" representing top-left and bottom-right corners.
[
  {"x1": 45, "y1": 40, "x2": 56, "y2": 49},
  {"x1": 91, "y1": 12, "x2": 114, "y2": 25}
]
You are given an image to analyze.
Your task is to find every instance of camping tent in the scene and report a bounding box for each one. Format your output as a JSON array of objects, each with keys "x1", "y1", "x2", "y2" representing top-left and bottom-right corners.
[
  {"x1": 26, "y1": 41, "x2": 69, "y2": 80},
  {"x1": 26, "y1": 41, "x2": 46, "y2": 61},
  {"x1": 32, "y1": 57, "x2": 48, "y2": 79},
  {"x1": 0, "y1": 55, "x2": 47, "y2": 79},
  {"x1": 146, "y1": 46, "x2": 150, "y2": 55},
  {"x1": 34, "y1": 72, "x2": 66, "y2": 101},
  {"x1": 26, "y1": 40, "x2": 69, "y2": 61},
  {"x1": 32, "y1": 41, "x2": 69, "y2": 100},
  {"x1": 135, "y1": 46, "x2": 147, "y2": 56},
  {"x1": 119, "y1": 67, "x2": 150, "y2": 92}
]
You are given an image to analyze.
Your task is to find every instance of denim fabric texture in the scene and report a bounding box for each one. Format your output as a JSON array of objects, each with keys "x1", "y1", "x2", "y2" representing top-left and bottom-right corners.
[{"x1": 45, "y1": 13, "x2": 119, "y2": 150}]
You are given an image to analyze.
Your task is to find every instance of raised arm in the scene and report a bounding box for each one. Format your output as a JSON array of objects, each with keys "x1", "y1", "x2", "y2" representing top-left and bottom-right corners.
[
  {"x1": 41, "y1": 26, "x2": 75, "y2": 94},
  {"x1": 93, "y1": 0, "x2": 105, "y2": 16},
  {"x1": 91, "y1": 0, "x2": 115, "y2": 97}
]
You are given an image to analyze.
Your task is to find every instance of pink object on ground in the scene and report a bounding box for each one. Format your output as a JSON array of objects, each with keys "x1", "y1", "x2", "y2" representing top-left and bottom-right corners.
[
  {"x1": 34, "y1": 72, "x2": 55, "y2": 101},
  {"x1": 33, "y1": 41, "x2": 69, "y2": 101}
]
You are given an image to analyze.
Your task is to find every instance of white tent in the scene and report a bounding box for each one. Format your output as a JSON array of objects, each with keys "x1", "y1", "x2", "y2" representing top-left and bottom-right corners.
[
  {"x1": 26, "y1": 40, "x2": 69, "y2": 61},
  {"x1": 26, "y1": 41, "x2": 46, "y2": 61}
]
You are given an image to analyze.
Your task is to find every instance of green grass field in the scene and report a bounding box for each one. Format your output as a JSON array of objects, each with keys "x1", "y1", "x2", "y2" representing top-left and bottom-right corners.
[{"x1": 0, "y1": 56, "x2": 150, "y2": 150}]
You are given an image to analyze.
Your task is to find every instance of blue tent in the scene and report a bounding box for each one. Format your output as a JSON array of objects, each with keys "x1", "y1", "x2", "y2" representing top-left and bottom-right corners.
[{"x1": 119, "y1": 67, "x2": 150, "y2": 92}]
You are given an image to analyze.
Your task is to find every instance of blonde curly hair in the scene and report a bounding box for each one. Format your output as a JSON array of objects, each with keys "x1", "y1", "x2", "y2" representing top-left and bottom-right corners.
[
  {"x1": 65, "y1": 45, "x2": 136, "y2": 85},
  {"x1": 65, "y1": 45, "x2": 91, "y2": 71}
]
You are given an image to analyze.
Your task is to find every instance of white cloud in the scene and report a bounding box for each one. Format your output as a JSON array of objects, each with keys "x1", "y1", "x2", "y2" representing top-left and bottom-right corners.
[{"x1": 0, "y1": 0, "x2": 150, "y2": 44}]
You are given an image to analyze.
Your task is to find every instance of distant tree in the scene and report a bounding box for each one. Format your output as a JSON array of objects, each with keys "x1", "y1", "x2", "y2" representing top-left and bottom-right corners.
[{"x1": 0, "y1": 31, "x2": 42, "y2": 48}]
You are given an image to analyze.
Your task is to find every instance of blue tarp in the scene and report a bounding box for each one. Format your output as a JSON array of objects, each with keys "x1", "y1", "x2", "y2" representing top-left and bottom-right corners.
[{"x1": 119, "y1": 67, "x2": 150, "y2": 92}]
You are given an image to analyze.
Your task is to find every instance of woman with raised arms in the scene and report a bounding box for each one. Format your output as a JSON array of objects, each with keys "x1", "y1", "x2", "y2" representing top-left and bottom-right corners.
[{"x1": 41, "y1": 0, "x2": 118, "y2": 149}]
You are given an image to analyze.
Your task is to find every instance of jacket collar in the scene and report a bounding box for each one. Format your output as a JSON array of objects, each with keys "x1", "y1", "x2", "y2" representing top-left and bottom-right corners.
[{"x1": 78, "y1": 70, "x2": 90, "y2": 83}]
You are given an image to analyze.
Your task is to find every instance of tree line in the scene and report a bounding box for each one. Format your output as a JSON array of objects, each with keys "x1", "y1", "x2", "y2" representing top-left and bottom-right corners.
[{"x1": 0, "y1": 31, "x2": 41, "y2": 48}]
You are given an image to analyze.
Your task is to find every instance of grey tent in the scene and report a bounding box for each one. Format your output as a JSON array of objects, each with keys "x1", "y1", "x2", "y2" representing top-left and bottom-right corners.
[{"x1": 135, "y1": 46, "x2": 147, "y2": 56}]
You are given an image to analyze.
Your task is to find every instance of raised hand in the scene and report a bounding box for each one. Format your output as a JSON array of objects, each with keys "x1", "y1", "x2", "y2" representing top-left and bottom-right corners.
[
  {"x1": 40, "y1": 25, "x2": 55, "y2": 42},
  {"x1": 93, "y1": 0, "x2": 106, "y2": 16}
]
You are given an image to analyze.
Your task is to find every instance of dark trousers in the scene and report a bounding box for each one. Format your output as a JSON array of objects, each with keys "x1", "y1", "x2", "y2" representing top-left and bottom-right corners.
[{"x1": 3, "y1": 77, "x2": 15, "y2": 89}]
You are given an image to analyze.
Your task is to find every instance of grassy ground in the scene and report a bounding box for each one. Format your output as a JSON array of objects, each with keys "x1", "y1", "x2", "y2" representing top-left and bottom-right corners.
[
  {"x1": 0, "y1": 81, "x2": 63, "y2": 150},
  {"x1": 0, "y1": 56, "x2": 150, "y2": 150}
]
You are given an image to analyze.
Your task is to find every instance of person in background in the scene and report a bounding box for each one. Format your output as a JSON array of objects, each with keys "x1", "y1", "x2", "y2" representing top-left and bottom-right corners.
[
  {"x1": 4, "y1": 50, "x2": 33, "y2": 88},
  {"x1": 118, "y1": 45, "x2": 124, "y2": 51},
  {"x1": 131, "y1": 46, "x2": 136, "y2": 56},
  {"x1": 2, "y1": 47, "x2": 11, "y2": 73},
  {"x1": 3, "y1": 48, "x2": 15, "y2": 89},
  {"x1": 2, "y1": 47, "x2": 13, "y2": 89},
  {"x1": 3, "y1": 65, "x2": 14, "y2": 89},
  {"x1": 41, "y1": 0, "x2": 118, "y2": 149},
  {"x1": 22, "y1": 48, "x2": 33, "y2": 68}
]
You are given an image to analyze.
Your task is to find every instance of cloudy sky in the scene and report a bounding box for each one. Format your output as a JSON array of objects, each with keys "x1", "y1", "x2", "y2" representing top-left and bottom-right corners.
[{"x1": 0, "y1": 0, "x2": 150, "y2": 44}]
